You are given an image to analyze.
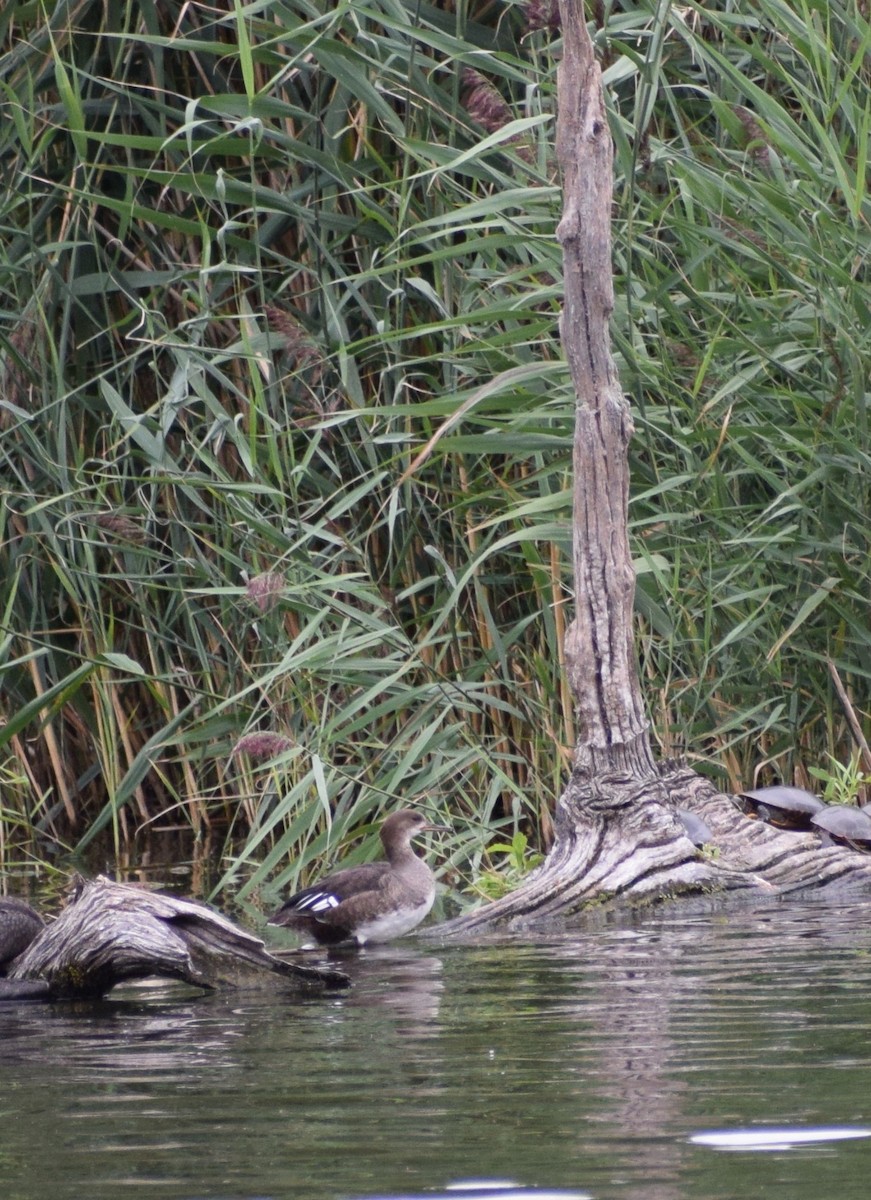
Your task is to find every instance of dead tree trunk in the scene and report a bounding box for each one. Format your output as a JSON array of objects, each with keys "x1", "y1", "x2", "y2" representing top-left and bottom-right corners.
[
  {"x1": 6, "y1": 877, "x2": 348, "y2": 1000},
  {"x1": 432, "y1": 0, "x2": 871, "y2": 935}
]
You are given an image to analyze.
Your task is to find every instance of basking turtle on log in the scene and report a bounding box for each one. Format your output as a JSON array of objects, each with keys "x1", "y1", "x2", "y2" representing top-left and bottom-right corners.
[{"x1": 6, "y1": 876, "x2": 348, "y2": 1001}]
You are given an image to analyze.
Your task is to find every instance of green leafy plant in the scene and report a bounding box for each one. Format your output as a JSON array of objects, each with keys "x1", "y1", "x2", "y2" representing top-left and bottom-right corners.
[
  {"x1": 470, "y1": 830, "x2": 545, "y2": 900},
  {"x1": 809, "y1": 753, "x2": 871, "y2": 808}
]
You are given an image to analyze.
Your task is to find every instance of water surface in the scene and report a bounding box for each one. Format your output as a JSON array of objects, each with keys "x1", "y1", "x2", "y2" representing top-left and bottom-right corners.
[{"x1": 3, "y1": 898, "x2": 871, "y2": 1200}]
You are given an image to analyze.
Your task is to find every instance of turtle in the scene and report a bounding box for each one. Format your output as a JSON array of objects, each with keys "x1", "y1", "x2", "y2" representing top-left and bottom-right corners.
[
  {"x1": 676, "y1": 807, "x2": 714, "y2": 848},
  {"x1": 810, "y1": 804, "x2": 871, "y2": 852},
  {"x1": 734, "y1": 785, "x2": 825, "y2": 830}
]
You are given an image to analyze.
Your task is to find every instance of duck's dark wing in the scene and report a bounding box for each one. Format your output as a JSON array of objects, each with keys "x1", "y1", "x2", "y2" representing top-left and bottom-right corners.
[{"x1": 269, "y1": 862, "x2": 390, "y2": 934}]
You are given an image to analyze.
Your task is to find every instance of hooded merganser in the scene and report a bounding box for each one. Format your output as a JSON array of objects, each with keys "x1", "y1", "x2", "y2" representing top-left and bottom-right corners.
[{"x1": 268, "y1": 810, "x2": 446, "y2": 947}]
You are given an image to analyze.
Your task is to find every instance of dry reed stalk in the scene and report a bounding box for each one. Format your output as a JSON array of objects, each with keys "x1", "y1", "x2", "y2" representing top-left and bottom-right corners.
[{"x1": 26, "y1": 659, "x2": 77, "y2": 826}]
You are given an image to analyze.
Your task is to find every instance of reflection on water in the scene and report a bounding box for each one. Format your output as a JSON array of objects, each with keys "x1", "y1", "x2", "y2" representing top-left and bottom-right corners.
[
  {"x1": 690, "y1": 1127, "x2": 871, "y2": 1151},
  {"x1": 3, "y1": 898, "x2": 871, "y2": 1200},
  {"x1": 359, "y1": 1185, "x2": 591, "y2": 1200}
]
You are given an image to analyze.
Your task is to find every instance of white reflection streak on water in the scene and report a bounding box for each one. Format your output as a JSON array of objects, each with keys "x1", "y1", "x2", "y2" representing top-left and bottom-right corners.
[{"x1": 690, "y1": 1126, "x2": 871, "y2": 1151}]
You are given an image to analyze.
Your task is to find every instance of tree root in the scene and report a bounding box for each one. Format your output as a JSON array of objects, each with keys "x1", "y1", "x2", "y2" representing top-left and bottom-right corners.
[{"x1": 428, "y1": 765, "x2": 871, "y2": 938}]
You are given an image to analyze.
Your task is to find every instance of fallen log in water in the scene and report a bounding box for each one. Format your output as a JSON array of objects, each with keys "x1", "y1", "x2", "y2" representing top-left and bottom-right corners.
[{"x1": 7, "y1": 876, "x2": 349, "y2": 1000}]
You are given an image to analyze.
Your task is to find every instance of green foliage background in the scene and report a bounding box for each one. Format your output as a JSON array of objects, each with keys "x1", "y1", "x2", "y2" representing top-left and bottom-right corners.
[{"x1": 0, "y1": 0, "x2": 868, "y2": 900}]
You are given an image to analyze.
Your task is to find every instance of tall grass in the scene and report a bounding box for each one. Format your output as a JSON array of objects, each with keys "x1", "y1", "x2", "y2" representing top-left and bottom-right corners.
[
  {"x1": 0, "y1": 0, "x2": 868, "y2": 896},
  {"x1": 614, "y1": 0, "x2": 870, "y2": 793}
]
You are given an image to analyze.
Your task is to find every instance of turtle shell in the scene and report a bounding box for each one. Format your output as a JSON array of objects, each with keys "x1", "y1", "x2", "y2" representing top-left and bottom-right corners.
[
  {"x1": 677, "y1": 807, "x2": 713, "y2": 848},
  {"x1": 735, "y1": 786, "x2": 825, "y2": 830},
  {"x1": 810, "y1": 804, "x2": 871, "y2": 851}
]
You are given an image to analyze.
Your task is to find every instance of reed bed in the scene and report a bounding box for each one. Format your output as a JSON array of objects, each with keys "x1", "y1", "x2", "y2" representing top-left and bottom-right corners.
[{"x1": 0, "y1": 0, "x2": 867, "y2": 898}]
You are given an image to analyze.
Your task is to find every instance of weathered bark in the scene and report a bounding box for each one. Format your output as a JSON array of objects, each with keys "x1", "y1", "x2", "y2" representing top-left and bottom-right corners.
[
  {"x1": 430, "y1": 1, "x2": 871, "y2": 936},
  {"x1": 434, "y1": 765, "x2": 871, "y2": 937},
  {"x1": 556, "y1": 1, "x2": 651, "y2": 772},
  {"x1": 8, "y1": 877, "x2": 349, "y2": 1000}
]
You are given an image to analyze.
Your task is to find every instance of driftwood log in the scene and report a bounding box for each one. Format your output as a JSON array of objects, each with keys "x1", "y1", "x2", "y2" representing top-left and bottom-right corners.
[
  {"x1": 5, "y1": 877, "x2": 349, "y2": 1000},
  {"x1": 429, "y1": 1, "x2": 871, "y2": 936}
]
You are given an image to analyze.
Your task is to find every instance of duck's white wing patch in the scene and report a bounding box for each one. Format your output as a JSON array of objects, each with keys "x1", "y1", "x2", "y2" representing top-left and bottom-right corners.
[{"x1": 294, "y1": 891, "x2": 340, "y2": 914}]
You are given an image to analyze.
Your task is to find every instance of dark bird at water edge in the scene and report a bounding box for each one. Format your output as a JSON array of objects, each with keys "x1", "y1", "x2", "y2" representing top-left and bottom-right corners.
[{"x1": 0, "y1": 897, "x2": 44, "y2": 973}]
